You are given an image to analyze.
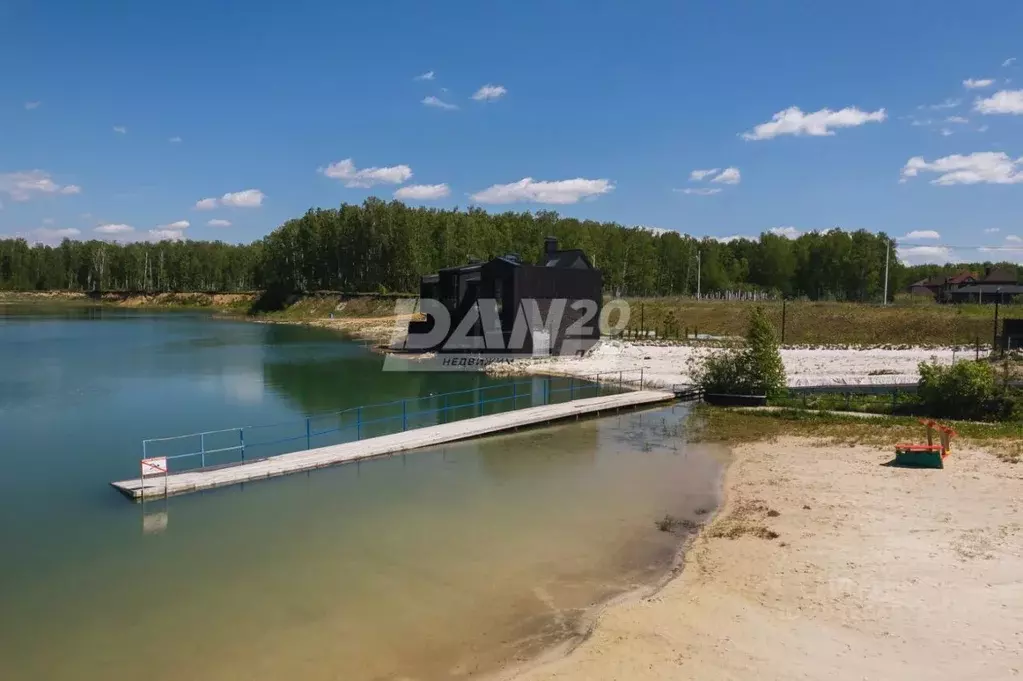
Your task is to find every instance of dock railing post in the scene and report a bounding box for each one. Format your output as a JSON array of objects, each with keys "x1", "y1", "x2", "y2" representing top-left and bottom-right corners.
[
  {"x1": 357, "y1": 406, "x2": 362, "y2": 440},
  {"x1": 640, "y1": 368, "x2": 644, "y2": 390},
  {"x1": 240, "y1": 428, "x2": 245, "y2": 462},
  {"x1": 570, "y1": 377, "x2": 574, "y2": 400},
  {"x1": 619, "y1": 371, "x2": 623, "y2": 391},
  {"x1": 512, "y1": 380, "x2": 517, "y2": 408},
  {"x1": 200, "y1": 433, "x2": 206, "y2": 469},
  {"x1": 402, "y1": 399, "x2": 408, "y2": 431},
  {"x1": 306, "y1": 417, "x2": 311, "y2": 450}
]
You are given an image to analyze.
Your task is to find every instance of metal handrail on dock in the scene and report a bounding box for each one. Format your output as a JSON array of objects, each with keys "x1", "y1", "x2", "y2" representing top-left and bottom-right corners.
[{"x1": 140, "y1": 370, "x2": 649, "y2": 476}]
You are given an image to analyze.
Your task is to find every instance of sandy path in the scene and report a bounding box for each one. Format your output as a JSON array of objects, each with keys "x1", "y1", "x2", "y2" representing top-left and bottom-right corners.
[
  {"x1": 491, "y1": 340, "x2": 990, "y2": 388},
  {"x1": 507, "y1": 438, "x2": 1023, "y2": 681}
]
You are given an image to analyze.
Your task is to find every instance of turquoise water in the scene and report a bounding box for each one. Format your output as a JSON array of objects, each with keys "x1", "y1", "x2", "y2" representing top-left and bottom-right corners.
[{"x1": 0, "y1": 307, "x2": 723, "y2": 681}]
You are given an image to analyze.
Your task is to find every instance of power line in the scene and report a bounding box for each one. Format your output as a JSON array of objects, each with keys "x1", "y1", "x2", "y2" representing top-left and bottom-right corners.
[{"x1": 897, "y1": 241, "x2": 1023, "y2": 251}]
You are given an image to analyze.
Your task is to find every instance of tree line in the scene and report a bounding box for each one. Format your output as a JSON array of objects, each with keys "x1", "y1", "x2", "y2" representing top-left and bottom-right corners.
[{"x1": 2, "y1": 198, "x2": 1019, "y2": 300}]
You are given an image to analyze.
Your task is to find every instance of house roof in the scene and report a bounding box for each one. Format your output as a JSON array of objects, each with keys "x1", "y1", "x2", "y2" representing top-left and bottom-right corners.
[
  {"x1": 981, "y1": 267, "x2": 1019, "y2": 284},
  {"x1": 947, "y1": 271, "x2": 977, "y2": 284},
  {"x1": 544, "y1": 249, "x2": 593, "y2": 269}
]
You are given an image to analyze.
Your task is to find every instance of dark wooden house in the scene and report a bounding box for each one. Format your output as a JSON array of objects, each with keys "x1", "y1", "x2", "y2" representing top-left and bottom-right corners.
[{"x1": 406, "y1": 237, "x2": 602, "y2": 355}]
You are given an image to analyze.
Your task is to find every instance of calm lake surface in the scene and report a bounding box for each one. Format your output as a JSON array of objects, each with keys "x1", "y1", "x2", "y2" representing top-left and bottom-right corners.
[{"x1": 0, "y1": 306, "x2": 724, "y2": 681}]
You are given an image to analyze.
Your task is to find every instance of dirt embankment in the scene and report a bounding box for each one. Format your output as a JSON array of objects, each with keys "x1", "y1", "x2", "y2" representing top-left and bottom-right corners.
[
  {"x1": 503, "y1": 437, "x2": 1023, "y2": 681},
  {"x1": 0, "y1": 290, "x2": 259, "y2": 308}
]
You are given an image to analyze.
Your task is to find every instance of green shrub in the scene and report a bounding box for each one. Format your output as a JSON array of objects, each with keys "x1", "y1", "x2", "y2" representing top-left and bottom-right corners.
[
  {"x1": 917, "y1": 360, "x2": 1001, "y2": 420},
  {"x1": 695, "y1": 307, "x2": 787, "y2": 397}
]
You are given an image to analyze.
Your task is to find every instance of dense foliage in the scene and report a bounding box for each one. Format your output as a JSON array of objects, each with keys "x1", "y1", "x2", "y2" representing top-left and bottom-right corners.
[
  {"x1": 917, "y1": 360, "x2": 1021, "y2": 421},
  {"x1": 2, "y1": 199, "x2": 1021, "y2": 297},
  {"x1": 0, "y1": 238, "x2": 263, "y2": 292},
  {"x1": 694, "y1": 307, "x2": 787, "y2": 398}
]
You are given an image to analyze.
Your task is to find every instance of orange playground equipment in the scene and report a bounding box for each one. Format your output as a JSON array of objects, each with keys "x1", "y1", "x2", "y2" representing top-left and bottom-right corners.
[{"x1": 894, "y1": 419, "x2": 957, "y2": 469}]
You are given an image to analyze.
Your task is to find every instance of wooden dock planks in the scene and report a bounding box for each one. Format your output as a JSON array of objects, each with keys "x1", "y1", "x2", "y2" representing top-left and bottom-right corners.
[{"x1": 111, "y1": 389, "x2": 676, "y2": 501}]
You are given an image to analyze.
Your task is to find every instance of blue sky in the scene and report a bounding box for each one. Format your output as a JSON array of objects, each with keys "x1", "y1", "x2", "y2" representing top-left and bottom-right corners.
[{"x1": 2, "y1": 0, "x2": 1023, "y2": 263}]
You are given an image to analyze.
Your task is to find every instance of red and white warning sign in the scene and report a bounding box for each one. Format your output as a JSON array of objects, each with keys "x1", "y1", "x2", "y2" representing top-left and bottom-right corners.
[{"x1": 141, "y1": 457, "x2": 168, "y2": 476}]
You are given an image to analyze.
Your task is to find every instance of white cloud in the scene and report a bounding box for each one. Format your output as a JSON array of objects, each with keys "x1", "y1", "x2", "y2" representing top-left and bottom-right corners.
[
  {"x1": 689, "y1": 168, "x2": 719, "y2": 181},
  {"x1": 940, "y1": 128, "x2": 954, "y2": 136},
  {"x1": 394, "y1": 183, "x2": 450, "y2": 200},
  {"x1": 471, "y1": 177, "x2": 613, "y2": 204},
  {"x1": 963, "y1": 78, "x2": 995, "y2": 89},
  {"x1": 640, "y1": 226, "x2": 673, "y2": 236},
  {"x1": 195, "y1": 198, "x2": 218, "y2": 210},
  {"x1": 768, "y1": 226, "x2": 801, "y2": 239},
  {"x1": 422, "y1": 96, "x2": 458, "y2": 111},
  {"x1": 32, "y1": 227, "x2": 79, "y2": 242},
  {"x1": 208, "y1": 219, "x2": 232, "y2": 227},
  {"x1": 0, "y1": 170, "x2": 82, "y2": 201},
  {"x1": 95, "y1": 223, "x2": 134, "y2": 234},
  {"x1": 710, "y1": 167, "x2": 741, "y2": 185},
  {"x1": 1004, "y1": 57, "x2": 1017, "y2": 68},
  {"x1": 320, "y1": 158, "x2": 413, "y2": 187},
  {"x1": 1007, "y1": 235, "x2": 1023, "y2": 243},
  {"x1": 711, "y1": 235, "x2": 744, "y2": 243},
  {"x1": 24, "y1": 101, "x2": 41, "y2": 110},
  {"x1": 158, "y1": 220, "x2": 190, "y2": 230},
  {"x1": 471, "y1": 84, "x2": 507, "y2": 102},
  {"x1": 113, "y1": 125, "x2": 127, "y2": 134},
  {"x1": 945, "y1": 116, "x2": 969, "y2": 124},
  {"x1": 978, "y1": 124, "x2": 990, "y2": 132},
  {"x1": 414, "y1": 70, "x2": 435, "y2": 81},
  {"x1": 169, "y1": 136, "x2": 182, "y2": 143},
  {"x1": 149, "y1": 229, "x2": 185, "y2": 242},
  {"x1": 903, "y1": 230, "x2": 941, "y2": 240},
  {"x1": 742, "y1": 106, "x2": 886, "y2": 140},
  {"x1": 974, "y1": 89, "x2": 1023, "y2": 114},
  {"x1": 900, "y1": 152, "x2": 1023, "y2": 185},
  {"x1": 42, "y1": 218, "x2": 54, "y2": 225},
  {"x1": 984, "y1": 228, "x2": 1000, "y2": 233},
  {"x1": 219, "y1": 189, "x2": 265, "y2": 207},
  {"x1": 919, "y1": 98, "x2": 962, "y2": 111},
  {"x1": 898, "y1": 245, "x2": 953, "y2": 265},
  {"x1": 675, "y1": 187, "x2": 723, "y2": 196}
]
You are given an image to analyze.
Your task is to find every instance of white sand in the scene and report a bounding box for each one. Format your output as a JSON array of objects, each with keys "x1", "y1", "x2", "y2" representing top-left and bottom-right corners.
[
  {"x1": 491, "y1": 340, "x2": 990, "y2": 388},
  {"x1": 506, "y1": 438, "x2": 1023, "y2": 681}
]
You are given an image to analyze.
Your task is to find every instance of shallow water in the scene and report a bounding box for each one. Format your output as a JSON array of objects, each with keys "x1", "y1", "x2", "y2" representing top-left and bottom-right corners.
[{"x1": 0, "y1": 307, "x2": 723, "y2": 680}]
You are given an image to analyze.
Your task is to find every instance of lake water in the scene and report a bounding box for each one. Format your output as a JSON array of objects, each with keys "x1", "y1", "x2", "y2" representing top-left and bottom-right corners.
[{"x1": 0, "y1": 306, "x2": 724, "y2": 681}]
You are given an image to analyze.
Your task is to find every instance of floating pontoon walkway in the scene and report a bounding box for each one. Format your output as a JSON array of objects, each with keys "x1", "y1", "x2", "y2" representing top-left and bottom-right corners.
[{"x1": 111, "y1": 389, "x2": 675, "y2": 501}]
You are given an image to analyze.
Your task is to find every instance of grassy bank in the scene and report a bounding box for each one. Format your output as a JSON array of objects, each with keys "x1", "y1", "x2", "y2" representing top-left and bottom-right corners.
[
  {"x1": 688, "y1": 405, "x2": 1023, "y2": 463},
  {"x1": 0, "y1": 290, "x2": 403, "y2": 320},
  {"x1": 623, "y1": 297, "x2": 1017, "y2": 346}
]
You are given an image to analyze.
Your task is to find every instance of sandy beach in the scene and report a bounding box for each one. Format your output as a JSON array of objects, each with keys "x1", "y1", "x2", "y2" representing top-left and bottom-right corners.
[{"x1": 507, "y1": 437, "x2": 1023, "y2": 681}]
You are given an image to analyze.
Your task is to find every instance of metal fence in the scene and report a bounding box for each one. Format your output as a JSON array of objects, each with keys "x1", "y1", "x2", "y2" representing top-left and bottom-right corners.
[{"x1": 140, "y1": 370, "x2": 647, "y2": 476}]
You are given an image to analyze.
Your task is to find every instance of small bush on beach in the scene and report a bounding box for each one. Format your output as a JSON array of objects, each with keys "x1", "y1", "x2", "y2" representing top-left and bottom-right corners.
[
  {"x1": 693, "y1": 306, "x2": 786, "y2": 398},
  {"x1": 917, "y1": 360, "x2": 1022, "y2": 421}
]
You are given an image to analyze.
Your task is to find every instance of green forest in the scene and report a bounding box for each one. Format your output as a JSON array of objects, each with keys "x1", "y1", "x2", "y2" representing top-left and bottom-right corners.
[{"x1": 1, "y1": 198, "x2": 1019, "y2": 300}]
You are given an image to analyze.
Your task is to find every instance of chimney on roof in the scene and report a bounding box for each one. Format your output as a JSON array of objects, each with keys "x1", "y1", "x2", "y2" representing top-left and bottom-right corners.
[{"x1": 544, "y1": 236, "x2": 558, "y2": 261}]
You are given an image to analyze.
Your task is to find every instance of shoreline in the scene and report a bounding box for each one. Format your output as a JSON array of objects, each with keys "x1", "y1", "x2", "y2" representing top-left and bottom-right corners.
[
  {"x1": 487, "y1": 441, "x2": 731, "y2": 681},
  {"x1": 500, "y1": 434, "x2": 1023, "y2": 681}
]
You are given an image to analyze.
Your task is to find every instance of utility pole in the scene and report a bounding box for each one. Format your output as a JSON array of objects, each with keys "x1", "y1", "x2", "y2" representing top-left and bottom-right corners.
[
  {"x1": 994, "y1": 292, "x2": 1001, "y2": 353},
  {"x1": 695, "y1": 251, "x2": 701, "y2": 300},
  {"x1": 882, "y1": 239, "x2": 891, "y2": 306}
]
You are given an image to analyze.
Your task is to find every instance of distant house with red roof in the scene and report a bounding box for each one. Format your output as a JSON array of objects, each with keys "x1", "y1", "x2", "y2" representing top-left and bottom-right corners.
[
  {"x1": 945, "y1": 267, "x2": 1023, "y2": 304},
  {"x1": 908, "y1": 271, "x2": 978, "y2": 302}
]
